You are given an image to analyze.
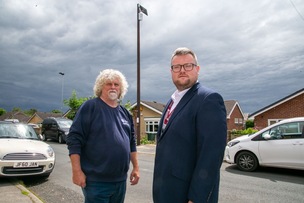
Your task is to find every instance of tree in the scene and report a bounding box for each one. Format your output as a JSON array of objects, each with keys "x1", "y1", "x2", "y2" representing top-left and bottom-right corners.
[
  {"x1": 12, "y1": 107, "x2": 22, "y2": 112},
  {"x1": 0, "y1": 108, "x2": 6, "y2": 116},
  {"x1": 51, "y1": 109, "x2": 62, "y2": 114},
  {"x1": 64, "y1": 90, "x2": 91, "y2": 120},
  {"x1": 245, "y1": 119, "x2": 254, "y2": 129},
  {"x1": 24, "y1": 108, "x2": 37, "y2": 116},
  {"x1": 123, "y1": 100, "x2": 132, "y2": 111}
]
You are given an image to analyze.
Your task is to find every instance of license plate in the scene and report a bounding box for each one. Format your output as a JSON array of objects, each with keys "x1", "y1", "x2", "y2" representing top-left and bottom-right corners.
[{"x1": 13, "y1": 162, "x2": 38, "y2": 168}]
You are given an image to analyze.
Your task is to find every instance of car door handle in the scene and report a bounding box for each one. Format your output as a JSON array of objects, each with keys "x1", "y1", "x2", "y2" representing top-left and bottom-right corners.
[{"x1": 292, "y1": 142, "x2": 303, "y2": 145}]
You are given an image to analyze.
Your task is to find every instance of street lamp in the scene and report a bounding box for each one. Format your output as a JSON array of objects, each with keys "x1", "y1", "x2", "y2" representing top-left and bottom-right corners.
[
  {"x1": 137, "y1": 4, "x2": 148, "y2": 145},
  {"x1": 59, "y1": 72, "x2": 64, "y2": 112}
]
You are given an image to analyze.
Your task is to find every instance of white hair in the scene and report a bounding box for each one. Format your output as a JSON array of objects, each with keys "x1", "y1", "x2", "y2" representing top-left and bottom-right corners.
[{"x1": 93, "y1": 69, "x2": 129, "y2": 100}]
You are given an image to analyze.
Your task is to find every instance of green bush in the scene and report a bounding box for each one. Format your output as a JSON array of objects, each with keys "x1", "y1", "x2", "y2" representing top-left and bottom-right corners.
[
  {"x1": 140, "y1": 135, "x2": 156, "y2": 145},
  {"x1": 231, "y1": 128, "x2": 258, "y2": 137}
]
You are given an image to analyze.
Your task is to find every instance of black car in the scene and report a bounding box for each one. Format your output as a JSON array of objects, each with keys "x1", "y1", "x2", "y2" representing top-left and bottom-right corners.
[{"x1": 41, "y1": 117, "x2": 72, "y2": 144}]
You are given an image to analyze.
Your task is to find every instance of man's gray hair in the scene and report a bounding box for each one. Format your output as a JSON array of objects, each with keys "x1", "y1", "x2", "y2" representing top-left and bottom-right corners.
[
  {"x1": 93, "y1": 69, "x2": 129, "y2": 100},
  {"x1": 171, "y1": 47, "x2": 198, "y2": 65}
]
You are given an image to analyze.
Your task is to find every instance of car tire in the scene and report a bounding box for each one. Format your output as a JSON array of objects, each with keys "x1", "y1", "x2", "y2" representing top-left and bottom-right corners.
[
  {"x1": 236, "y1": 151, "x2": 258, "y2": 172},
  {"x1": 58, "y1": 134, "x2": 64, "y2": 144},
  {"x1": 41, "y1": 134, "x2": 47, "y2": 141}
]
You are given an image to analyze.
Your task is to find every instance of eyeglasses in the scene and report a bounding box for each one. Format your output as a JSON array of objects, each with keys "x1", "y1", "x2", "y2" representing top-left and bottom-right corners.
[{"x1": 171, "y1": 63, "x2": 197, "y2": 73}]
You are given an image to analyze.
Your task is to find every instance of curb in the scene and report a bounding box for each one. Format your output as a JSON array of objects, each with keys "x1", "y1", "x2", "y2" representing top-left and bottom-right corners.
[{"x1": 12, "y1": 181, "x2": 44, "y2": 203}]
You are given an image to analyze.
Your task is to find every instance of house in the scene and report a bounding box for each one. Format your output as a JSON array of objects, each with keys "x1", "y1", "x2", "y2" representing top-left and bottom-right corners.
[
  {"x1": 130, "y1": 100, "x2": 166, "y2": 140},
  {"x1": 130, "y1": 100, "x2": 245, "y2": 140},
  {"x1": 27, "y1": 112, "x2": 64, "y2": 125},
  {"x1": 249, "y1": 88, "x2": 304, "y2": 130},
  {"x1": 224, "y1": 100, "x2": 245, "y2": 131}
]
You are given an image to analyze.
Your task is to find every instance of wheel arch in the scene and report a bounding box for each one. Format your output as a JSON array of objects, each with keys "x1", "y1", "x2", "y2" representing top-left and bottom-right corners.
[{"x1": 234, "y1": 149, "x2": 259, "y2": 164}]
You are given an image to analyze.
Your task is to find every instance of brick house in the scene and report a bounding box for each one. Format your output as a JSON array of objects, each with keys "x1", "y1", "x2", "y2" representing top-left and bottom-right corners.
[
  {"x1": 249, "y1": 88, "x2": 304, "y2": 130},
  {"x1": 224, "y1": 100, "x2": 245, "y2": 131}
]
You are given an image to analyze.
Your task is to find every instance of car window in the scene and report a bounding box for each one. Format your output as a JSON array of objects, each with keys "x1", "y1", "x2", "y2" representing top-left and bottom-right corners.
[
  {"x1": 262, "y1": 121, "x2": 304, "y2": 140},
  {"x1": 57, "y1": 120, "x2": 72, "y2": 128},
  {"x1": 0, "y1": 123, "x2": 39, "y2": 139}
]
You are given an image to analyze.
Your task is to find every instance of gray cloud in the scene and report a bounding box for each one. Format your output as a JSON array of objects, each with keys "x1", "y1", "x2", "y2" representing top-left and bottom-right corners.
[{"x1": 0, "y1": 0, "x2": 303, "y2": 114}]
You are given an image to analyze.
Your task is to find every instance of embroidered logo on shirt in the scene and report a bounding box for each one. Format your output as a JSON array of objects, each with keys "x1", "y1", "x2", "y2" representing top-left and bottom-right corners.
[{"x1": 121, "y1": 119, "x2": 130, "y2": 128}]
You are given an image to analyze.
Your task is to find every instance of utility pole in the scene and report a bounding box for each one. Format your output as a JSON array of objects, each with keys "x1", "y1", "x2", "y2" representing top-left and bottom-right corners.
[
  {"x1": 59, "y1": 72, "x2": 64, "y2": 112},
  {"x1": 136, "y1": 4, "x2": 148, "y2": 145}
]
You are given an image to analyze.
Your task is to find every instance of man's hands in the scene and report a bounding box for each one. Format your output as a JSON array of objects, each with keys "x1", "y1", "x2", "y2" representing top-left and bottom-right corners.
[
  {"x1": 70, "y1": 154, "x2": 86, "y2": 188},
  {"x1": 130, "y1": 167, "x2": 140, "y2": 185},
  {"x1": 72, "y1": 169, "x2": 86, "y2": 188},
  {"x1": 130, "y1": 152, "x2": 140, "y2": 185}
]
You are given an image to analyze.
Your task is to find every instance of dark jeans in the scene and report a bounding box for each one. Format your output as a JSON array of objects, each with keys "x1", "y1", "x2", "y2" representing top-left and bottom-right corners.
[{"x1": 82, "y1": 180, "x2": 126, "y2": 203}]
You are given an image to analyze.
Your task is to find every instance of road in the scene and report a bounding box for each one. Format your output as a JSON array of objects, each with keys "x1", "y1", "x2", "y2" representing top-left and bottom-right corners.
[{"x1": 21, "y1": 142, "x2": 304, "y2": 203}]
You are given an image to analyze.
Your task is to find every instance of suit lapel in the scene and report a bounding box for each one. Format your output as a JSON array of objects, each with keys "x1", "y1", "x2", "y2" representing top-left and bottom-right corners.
[{"x1": 157, "y1": 83, "x2": 200, "y2": 142}]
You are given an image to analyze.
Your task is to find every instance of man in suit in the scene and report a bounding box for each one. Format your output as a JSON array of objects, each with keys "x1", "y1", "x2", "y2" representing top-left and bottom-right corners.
[{"x1": 153, "y1": 47, "x2": 227, "y2": 203}]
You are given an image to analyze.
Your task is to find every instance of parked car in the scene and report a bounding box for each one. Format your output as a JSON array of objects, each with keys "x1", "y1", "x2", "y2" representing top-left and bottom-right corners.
[
  {"x1": 41, "y1": 117, "x2": 72, "y2": 144},
  {"x1": 225, "y1": 117, "x2": 304, "y2": 172},
  {"x1": 0, "y1": 121, "x2": 55, "y2": 178}
]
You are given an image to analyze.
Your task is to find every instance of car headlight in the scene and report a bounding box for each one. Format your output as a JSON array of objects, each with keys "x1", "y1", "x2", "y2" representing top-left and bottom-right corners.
[
  {"x1": 227, "y1": 140, "x2": 240, "y2": 147},
  {"x1": 47, "y1": 146, "x2": 55, "y2": 157}
]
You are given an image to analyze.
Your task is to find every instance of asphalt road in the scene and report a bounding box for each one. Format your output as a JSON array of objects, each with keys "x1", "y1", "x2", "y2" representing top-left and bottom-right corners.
[{"x1": 21, "y1": 142, "x2": 304, "y2": 203}]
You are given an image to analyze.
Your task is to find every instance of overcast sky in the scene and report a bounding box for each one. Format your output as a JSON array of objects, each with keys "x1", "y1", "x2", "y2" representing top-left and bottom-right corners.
[{"x1": 1, "y1": 0, "x2": 303, "y2": 114}]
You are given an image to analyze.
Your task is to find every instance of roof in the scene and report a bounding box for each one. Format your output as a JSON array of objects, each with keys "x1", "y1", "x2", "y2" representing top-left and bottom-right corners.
[
  {"x1": 28, "y1": 112, "x2": 63, "y2": 122},
  {"x1": 224, "y1": 100, "x2": 245, "y2": 119},
  {"x1": 131, "y1": 100, "x2": 166, "y2": 115},
  {"x1": 249, "y1": 88, "x2": 304, "y2": 118},
  {"x1": 0, "y1": 111, "x2": 30, "y2": 123}
]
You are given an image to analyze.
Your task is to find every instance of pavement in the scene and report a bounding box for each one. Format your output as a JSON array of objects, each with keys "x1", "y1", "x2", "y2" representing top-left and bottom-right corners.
[
  {"x1": 0, "y1": 178, "x2": 43, "y2": 203},
  {"x1": 0, "y1": 144, "x2": 156, "y2": 203}
]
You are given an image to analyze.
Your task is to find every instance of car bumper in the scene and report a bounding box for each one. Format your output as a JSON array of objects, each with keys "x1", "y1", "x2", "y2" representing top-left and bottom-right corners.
[
  {"x1": 225, "y1": 146, "x2": 235, "y2": 164},
  {"x1": 0, "y1": 159, "x2": 55, "y2": 177}
]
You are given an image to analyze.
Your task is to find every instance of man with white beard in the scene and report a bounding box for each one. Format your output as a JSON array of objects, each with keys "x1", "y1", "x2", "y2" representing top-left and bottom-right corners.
[{"x1": 67, "y1": 69, "x2": 140, "y2": 203}]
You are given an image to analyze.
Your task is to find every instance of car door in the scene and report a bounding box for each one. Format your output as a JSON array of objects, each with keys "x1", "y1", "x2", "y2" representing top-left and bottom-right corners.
[
  {"x1": 49, "y1": 120, "x2": 58, "y2": 139},
  {"x1": 258, "y1": 121, "x2": 304, "y2": 169}
]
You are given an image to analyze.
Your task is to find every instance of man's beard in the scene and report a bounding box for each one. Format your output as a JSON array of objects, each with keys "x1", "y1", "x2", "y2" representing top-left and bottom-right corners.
[{"x1": 108, "y1": 91, "x2": 119, "y2": 101}]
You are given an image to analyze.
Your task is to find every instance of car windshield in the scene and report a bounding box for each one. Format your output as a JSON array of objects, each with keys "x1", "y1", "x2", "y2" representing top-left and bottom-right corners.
[
  {"x1": 57, "y1": 120, "x2": 72, "y2": 128},
  {"x1": 0, "y1": 123, "x2": 39, "y2": 139}
]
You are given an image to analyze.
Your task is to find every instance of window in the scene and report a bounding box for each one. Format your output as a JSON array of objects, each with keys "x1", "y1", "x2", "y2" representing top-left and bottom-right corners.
[
  {"x1": 268, "y1": 119, "x2": 284, "y2": 126},
  {"x1": 144, "y1": 118, "x2": 160, "y2": 133},
  {"x1": 234, "y1": 118, "x2": 243, "y2": 125},
  {"x1": 263, "y1": 121, "x2": 304, "y2": 140}
]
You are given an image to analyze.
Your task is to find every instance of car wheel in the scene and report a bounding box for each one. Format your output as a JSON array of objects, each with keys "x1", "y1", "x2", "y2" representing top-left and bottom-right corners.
[
  {"x1": 58, "y1": 134, "x2": 64, "y2": 144},
  {"x1": 41, "y1": 134, "x2": 47, "y2": 141},
  {"x1": 236, "y1": 151, "x2": 258, "y2": 172}
]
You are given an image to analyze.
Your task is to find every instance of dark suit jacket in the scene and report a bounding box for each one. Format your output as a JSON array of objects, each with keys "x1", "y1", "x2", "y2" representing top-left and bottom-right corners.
[{"x1": 153, "y1": 82, "x2": 227, "y2": 203}]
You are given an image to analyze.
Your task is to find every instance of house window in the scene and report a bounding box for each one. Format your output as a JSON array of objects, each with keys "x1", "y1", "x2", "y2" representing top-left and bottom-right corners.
[
  {"x1": 268, "y1": 119, "x2": 284, "y2": 126},
  {"x1": 234, "y1": 118, "x2": 243, "y2": 125},
  {"x1": 144, "y1": 118, "x2": 160, "y2": 133}
]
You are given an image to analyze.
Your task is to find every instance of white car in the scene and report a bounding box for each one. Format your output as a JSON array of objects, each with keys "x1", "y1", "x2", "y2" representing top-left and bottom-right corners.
[
  {"x1": 225, "y1": 117, "x2": 304, "y2": 172},
  {"x1": 0, "y1": 121, "x2": 55, "y2": 178}
]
